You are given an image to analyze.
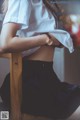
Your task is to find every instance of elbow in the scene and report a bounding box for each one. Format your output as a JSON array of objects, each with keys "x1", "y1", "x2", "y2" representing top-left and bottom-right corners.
[
  {"x1": 0, "y1": 37, "x2": 18, "y2": 53},
  {"x1": 0, "y1": 37, "x2": 11, "y2": 53},
  {"x1": 0, "y1": 41, "x2": 6, "y2": 53},
  {"x1": 0, "y1": 43, "x2": 9, "y2": 53}
]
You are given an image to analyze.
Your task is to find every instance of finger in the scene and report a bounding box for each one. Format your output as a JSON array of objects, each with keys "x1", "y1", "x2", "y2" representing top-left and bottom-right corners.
[{"x1": 47, "y1": 41, "x2": 53, "y2": 46}]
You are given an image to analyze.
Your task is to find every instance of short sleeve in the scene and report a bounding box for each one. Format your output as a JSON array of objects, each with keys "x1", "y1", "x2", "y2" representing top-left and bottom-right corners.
[{"x1": 3, "y1": 0, "x2": 31, "y2": 29}]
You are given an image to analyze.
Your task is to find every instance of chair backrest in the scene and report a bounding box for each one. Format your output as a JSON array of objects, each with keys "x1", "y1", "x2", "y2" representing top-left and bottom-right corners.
[{"x1": 0, "y1": 53, "x2": 22, "y2": 120}]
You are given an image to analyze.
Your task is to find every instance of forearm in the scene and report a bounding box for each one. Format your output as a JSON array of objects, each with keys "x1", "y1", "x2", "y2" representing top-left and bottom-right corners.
[{"x1": 0, "y1": 34, "x2": 48, "y2": 53}]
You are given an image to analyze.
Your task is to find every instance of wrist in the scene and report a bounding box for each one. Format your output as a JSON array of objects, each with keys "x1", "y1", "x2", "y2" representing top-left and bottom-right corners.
[{"x1": 38, "y1": 34, "x2": 49, "y2": 45}]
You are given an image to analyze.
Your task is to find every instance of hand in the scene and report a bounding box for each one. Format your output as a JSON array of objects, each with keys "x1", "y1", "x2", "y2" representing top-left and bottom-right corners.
[{"x1": 47, "y1": 33, "x2": 63, "y2": 48}]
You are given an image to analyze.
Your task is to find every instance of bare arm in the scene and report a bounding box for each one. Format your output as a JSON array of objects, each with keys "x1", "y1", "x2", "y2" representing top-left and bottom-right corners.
[{"x1": 0, "y1": 23, "x2": 50, "y2": 53}]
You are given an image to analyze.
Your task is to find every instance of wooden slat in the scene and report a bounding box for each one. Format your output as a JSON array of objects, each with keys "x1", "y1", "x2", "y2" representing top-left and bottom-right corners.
[
  {"x1": 10, "y1": 53, "x2": 22, "y2": 120},
  {"x1": 0, "y1": 53, "x2": 11, "y2": 58}
]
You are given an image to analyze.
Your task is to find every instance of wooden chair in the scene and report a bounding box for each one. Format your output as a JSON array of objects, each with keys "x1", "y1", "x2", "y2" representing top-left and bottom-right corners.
[{"x1": 0, "y1": 53, "x2": 47, "y2": 120}]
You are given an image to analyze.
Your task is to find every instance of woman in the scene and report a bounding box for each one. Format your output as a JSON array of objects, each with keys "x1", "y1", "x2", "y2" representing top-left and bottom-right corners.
[{"x1": 0, "y1": 0, "x2": 80, "y2": 119}]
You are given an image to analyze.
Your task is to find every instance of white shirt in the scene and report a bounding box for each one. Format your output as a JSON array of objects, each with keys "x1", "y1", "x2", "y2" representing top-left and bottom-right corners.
[{"x1": 3, "y1": 0, "x2": 74, "y2": 56}]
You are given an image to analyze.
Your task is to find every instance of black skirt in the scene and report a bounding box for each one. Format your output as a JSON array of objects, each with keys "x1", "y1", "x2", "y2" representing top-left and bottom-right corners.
[{"x1": 0, "y1": 60, "x2": 80, "y2": 119}]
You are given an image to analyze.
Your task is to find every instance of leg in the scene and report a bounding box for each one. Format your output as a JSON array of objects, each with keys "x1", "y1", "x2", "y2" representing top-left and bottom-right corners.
[{"x1": 1, "y1": 60, "x2": 80, "y2": 119}]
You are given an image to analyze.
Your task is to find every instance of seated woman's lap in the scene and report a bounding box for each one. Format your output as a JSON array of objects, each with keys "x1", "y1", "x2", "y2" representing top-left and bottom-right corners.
[{"x1": 0, "y1": 59, "x2": 80, "y2": 119}]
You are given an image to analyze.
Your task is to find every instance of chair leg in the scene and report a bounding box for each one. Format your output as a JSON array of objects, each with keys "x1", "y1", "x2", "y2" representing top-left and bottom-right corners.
[{"x1": 10, "y1": 53, "x2": 22, "y2": 120}]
